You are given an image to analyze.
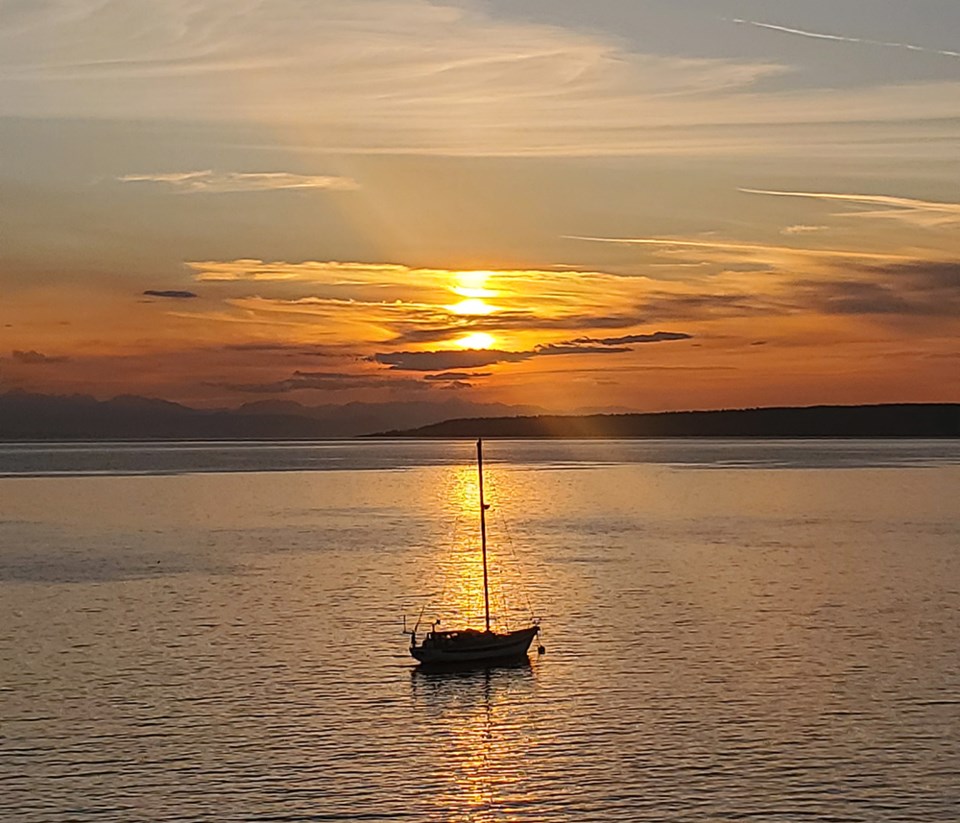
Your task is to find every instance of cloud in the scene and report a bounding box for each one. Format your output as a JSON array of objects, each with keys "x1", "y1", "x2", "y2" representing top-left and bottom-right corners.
[
  {"x1": 741, "y1": 189, "x2": 960, "y2": 228},
  {"x1": 186, "y1": 258, "x2": 665, "y2": 348},
  {"x1": 866, "y1": 260, "x2": 960, "y2": 289},
  {"x1": 119, "y1": 171, "x2": 359, "y2": 194},
  {"x1": 4, "y1": 2, "x2": 960, "y2": 159},
  {"x1": 25, "y1": 0, "x2": 950, "y2": 159},
  {"x1": 0, "y1": 1, "x2": 780, "y2": 146},
  {"x1": 608, "y1": 257, "x2": 960, "y2": 323},
  {"x1": 637, "y1": 292, "x2": 790, "y2": 320},
  {"x1": 371, "y1": 333, "x2": 684, "y2": 372},
  {"x1": 805, "y1": 259, "x2": 960, "y2": 317},
  {"x1": 189, "y1": 260, "x2": 414, "y2": 283},
  {"x1": 564, "y1": 234, "x2": 908, "y2": 262},
  {"x1": 571, "y1": 331, "x2": 693, "y2": 346},
  {"x1": 143, "y1": 289, "x2": 198, "y2": 299},
  {"x1": 424, "y1": 372, "x2": 492, "y2": 382},
  {"x1": 533, "y1": 344, "x2": 629, "y2": 356},
  {"x1": 371, "y1": 350, "x2": 534, "y2": 372},
  {"x1": 383, "y1": 311, "x2": 649, "y2": 346},
  {"x1": 11, "y1": 349, "x2": 69, "y2": 364},
  {"x1": 782, "y1": 225, "x2": 828, "y2": 235},
  {"x1": 728, "y1": 18, "x2": 960, "y2": 60},
  {"x1": 790, "y1": 280, "x2": 917, "y2": 316},
  {"x1": 184, "y1": 249, "x2": 960, "y2": 354}
]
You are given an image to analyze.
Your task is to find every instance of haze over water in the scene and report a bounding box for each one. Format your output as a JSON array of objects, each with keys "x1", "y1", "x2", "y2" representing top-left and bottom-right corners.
[{"x1": 2, "y1": 440, "x2": 958, "y2": 821}]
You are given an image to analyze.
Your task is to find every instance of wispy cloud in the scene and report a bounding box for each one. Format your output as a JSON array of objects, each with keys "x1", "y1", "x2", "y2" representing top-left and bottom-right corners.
[
  {"x1": 728, "y1": 18, "x2": 960, "y2": 60},
  {"x1": 571, "y1": 331, "x2": 693, "y2": 346},
  {"x1": 143, "y1": 289, "x2": 197, "y2": 299},
  {"x1": 187, "y1": 259, "x2": 658, "y2": 345},
  {"x1": 790, "y1": 263, "x2": 960, "y2": 317},
  {"x1": 535, "y1": 344, "x2": 630, "y2": 356},
  {"x1": 782, "y1": 225, "x2": 827, "y2": 236},
  {"x1": 424, "y1": 372, "x2": 492, "y2": 382},
  {"x1": 189, "y1": 260, "x2": 415, "y2": 284},
  {"x1": 3, "y1": 2, "x2": 960, "y2": 159},
  {"x1": 118, "y1": 171, "x2": 359, "y2": 194},
  {"x1": 371, "y1": 334, "x2": 690, "y2": 372},
  {"x1": 372, "y1": 350, "x2": 534, "y2": 372},
  {"x1": 564, "y1": 234, "x2": 908, "y2": 262},
  {"x1": 175, "y1": 253, "x2": 960, "y2": 387},
  {"x1": 1, "y1": 1, "x2": 780, "y2": 151},
  {"x1": 741, "y1": 188, "x2": 960, "y2": 228}
]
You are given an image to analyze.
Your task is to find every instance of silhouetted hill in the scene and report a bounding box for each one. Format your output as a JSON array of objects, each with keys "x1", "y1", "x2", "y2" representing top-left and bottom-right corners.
[
  {"x1": 0, "y1": 392, "x2": 544, "y2": 439},
  {"x1": 372, "y1": 404, "x2": 960, "y2": 438},
  {"x1": 0, "y1": 392, "x2": 327, "y2": 439},
  {"x1": 234, "y1": 398, "x2": 544, "y2": 434}
]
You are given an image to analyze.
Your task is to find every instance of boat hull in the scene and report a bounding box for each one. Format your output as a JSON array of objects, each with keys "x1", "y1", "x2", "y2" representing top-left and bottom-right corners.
[{"x1": 410, "y1": 626, "x2": 539, "y2": 665}]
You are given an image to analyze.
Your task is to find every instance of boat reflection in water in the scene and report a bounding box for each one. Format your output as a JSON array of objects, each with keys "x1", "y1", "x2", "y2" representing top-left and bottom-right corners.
[
  {"x1": 407, "y1": 439, "x2": 543, "y2": 668},
  {"x1": 410, "y1": 659, "x2": 539, "y2": 819}
]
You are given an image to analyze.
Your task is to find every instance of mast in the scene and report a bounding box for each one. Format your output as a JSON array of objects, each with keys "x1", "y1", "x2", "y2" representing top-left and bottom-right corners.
[{"x1": 477, "y1": 438, "x2": 491, "y2": 632}]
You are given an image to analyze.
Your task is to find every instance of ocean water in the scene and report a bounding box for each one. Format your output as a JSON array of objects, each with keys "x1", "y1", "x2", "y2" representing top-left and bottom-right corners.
[{"x1": 1, "y1": 439, "x2": 958, "y2": 821}]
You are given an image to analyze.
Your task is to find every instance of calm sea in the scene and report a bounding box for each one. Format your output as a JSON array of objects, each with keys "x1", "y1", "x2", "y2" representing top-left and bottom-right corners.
[{"x1": 2, "y1": 440, "x2": 958, "y2": 821}]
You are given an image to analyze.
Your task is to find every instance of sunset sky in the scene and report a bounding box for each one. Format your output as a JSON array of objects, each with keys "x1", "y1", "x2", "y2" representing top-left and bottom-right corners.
[{"x1": 2, "y1": 0, "x2": 958, "y2": 412}]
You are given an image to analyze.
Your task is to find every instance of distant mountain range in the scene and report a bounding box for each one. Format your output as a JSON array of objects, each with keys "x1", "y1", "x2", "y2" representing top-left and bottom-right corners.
[
  {"x1": 373, "y1": 404, "x2": 960, "y2": 439},
  {"x1": 1, "y1": 393, "x2": 956, "y2": 440},
  {"x1": 0, "y1": 392, "x2": 543, "y2": 440}
]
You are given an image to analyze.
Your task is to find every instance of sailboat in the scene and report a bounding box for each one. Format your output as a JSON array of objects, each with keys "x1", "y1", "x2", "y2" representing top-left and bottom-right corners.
[{"x1": 408, "y1": 439, "x2": 542, "y2": 666}]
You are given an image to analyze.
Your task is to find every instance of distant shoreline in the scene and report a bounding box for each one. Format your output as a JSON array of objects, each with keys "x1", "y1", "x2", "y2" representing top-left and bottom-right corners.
[{"x1": 369, "y1": 403, "x2": 960, "y2": 439}]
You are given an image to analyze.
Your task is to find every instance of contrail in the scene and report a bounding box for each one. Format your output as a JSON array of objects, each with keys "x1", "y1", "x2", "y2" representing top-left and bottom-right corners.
[
  {"x1": 728, "y1": 18, "x2": 960, "y2": 59},
  {"x1": 740, "y1": 188, "x2": 960, "y2": 215},
  {"x1": 739, "y1": 188, "x2": 960, "y2": 227}
]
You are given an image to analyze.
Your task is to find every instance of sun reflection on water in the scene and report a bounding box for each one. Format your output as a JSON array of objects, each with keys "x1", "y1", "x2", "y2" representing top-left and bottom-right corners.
[
  {"x1": 411, "y1": 662, "x2": 537, "y2": 821},
  {"x1": 419, "y1": 463, "x2": 537, "y2": 635}
]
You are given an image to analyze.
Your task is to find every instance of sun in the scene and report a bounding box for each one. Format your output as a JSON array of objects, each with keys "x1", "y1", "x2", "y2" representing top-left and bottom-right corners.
[
  {"x1": 456, "y1": 332, "x2": 495, "y2": 350},
  {"x1": 448, "y1": 298, "x2": 496, "y2": 316},
  {"x1": 452, "y1": 271, "x2": 497, "y2": 299}
]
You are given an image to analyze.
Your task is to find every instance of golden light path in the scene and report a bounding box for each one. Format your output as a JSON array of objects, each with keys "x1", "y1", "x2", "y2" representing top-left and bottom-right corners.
[
  {"x1": 427, "y1": 462, "x2": 532, "y2": 637},
  {"x1": 414, "y1": 464, "x2": 536, "y2": 820}
]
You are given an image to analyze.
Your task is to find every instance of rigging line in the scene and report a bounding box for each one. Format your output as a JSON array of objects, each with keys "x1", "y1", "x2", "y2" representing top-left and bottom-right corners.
[
  {"x1": 483, "y1": 471, "x2": 514, "y2": 629},
  {"x1": 490, "y1": 559, "x2": 510, "y2": 630},
  {"x1": 430, "y1": 500, "x2": 462, "y2": 623},
  {"x1": 488, "y1": 479, "x2": 535, "y2": 623},
  {"x1": 487, "y1": 474, "x2": 538, "y2": 624}
]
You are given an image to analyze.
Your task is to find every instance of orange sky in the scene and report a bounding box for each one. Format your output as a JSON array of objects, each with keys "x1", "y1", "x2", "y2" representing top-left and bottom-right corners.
[{"x1": 1, "y1": 1, "x2": 958, "y2": 412}]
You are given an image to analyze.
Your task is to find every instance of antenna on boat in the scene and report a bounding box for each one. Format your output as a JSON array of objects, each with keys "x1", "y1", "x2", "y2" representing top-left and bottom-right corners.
[
  {"x1": 477, "y1": 438, "x2": 491, "y2": 633},
  {"x1": 411, "y1": 604, "x2": 426, "y2": 635}
]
